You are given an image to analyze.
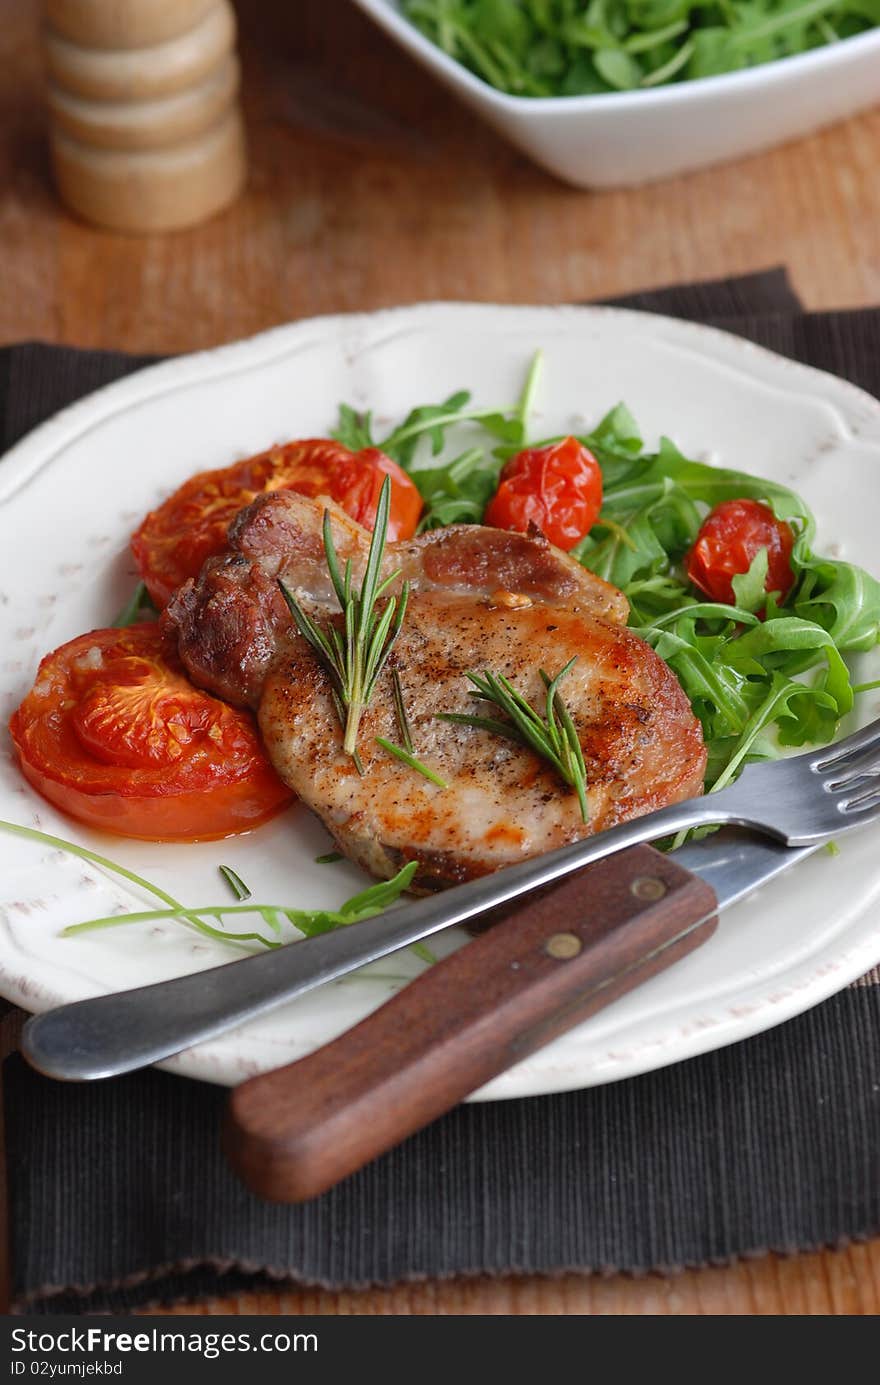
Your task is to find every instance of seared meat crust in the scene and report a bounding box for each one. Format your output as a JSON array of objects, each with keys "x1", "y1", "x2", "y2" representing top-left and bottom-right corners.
[
  {"x1": 164, "y1": 492, "x2": 706, "y2": 888},
  {"x1": 165, "y1": 491, "x2": 628, "y2": 709}
]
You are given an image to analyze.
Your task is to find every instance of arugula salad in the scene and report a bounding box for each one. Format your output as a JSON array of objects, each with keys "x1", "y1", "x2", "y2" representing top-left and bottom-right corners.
[{"x1": 401, "y1": 0, "x2": 880, "y2": 95}]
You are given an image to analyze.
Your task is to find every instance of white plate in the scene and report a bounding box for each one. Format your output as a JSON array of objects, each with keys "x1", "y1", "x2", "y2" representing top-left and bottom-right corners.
[
  {"x1": 2, "y1": 303, "x2": 880, "y2": 1097},
  {"x1": 353, "y1": 2, "x2": 880, "y2": 188}
]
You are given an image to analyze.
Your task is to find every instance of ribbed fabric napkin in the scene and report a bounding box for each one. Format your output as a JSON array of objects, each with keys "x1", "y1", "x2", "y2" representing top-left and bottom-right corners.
[{"x1": 3, "y1": 270, "x2": 880, "y2": 1313}]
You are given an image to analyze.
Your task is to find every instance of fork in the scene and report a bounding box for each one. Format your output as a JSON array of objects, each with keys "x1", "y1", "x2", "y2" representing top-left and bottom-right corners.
[{"x1": 21, "y1": 715, "x2": 880, "y2": 1082}]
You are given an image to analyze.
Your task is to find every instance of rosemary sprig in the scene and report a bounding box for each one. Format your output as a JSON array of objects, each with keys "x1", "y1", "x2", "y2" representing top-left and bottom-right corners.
[
  {"x1": 278, "y1": 476, "x2": 409, "y2": 762},
  {"x1": 376, "y1": 737, "x2": 448, "y2": 789},
  {"x1": 438, "y1": 658, "x2": 589, "y2": 822}
]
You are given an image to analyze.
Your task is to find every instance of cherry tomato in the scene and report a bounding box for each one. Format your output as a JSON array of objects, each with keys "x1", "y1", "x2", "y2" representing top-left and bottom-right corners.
[
  {"x1": 131, "y1": 440, "x2": 423, "y2": 607},
  {"x1": 484, "y1": 437, "x2": 603, "y2": 551},
  {"x1": 9, "y1": 625, "x2": 293, "y2": 842},
  {"x1": 685, "y1": 499, "x2": 795, "y2": 607}
]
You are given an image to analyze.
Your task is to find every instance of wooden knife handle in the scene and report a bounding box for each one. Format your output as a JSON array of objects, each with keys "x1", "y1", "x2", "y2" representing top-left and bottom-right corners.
[{"x1": 224, "y1": 844, "x2": 717, "y2": 1202}]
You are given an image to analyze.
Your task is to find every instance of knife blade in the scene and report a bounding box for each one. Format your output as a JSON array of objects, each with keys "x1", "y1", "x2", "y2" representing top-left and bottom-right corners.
[
  {"x1": 669, "y1": 831, "x2": 817, "y2": 910},
  {"x1": 21, "y1": 830, "x2": 819, "y2": 1084},
  {"x1": 220, "y1": 833, "x2": 822, "y2": 1201}
]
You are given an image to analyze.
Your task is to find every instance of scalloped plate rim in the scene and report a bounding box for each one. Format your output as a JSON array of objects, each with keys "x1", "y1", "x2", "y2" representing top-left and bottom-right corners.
[{"x1": 1, "y1": 300, "x2": 879, "y2": 1099}]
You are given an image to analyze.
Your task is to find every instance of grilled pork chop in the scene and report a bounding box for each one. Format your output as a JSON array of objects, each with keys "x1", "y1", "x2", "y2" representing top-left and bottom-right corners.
[{"x1": 165, "y1": 492, "x2": 707, "y2": 889}]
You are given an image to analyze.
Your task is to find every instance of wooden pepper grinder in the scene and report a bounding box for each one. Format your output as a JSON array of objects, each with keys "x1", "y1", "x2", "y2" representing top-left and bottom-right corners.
[{"x1": 43, "y1": 0, "x2": 247, "y2": 233}]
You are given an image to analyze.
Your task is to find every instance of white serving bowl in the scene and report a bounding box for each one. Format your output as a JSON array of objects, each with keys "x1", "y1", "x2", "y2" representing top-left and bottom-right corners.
[{"x1": 352, "y1": 1, "x2": 880, "y2": 188}]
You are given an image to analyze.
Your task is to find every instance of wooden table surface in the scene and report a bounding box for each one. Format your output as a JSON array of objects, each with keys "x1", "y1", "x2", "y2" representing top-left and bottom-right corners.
[{"x1": 2, "y1": 0, "x2": 879, "y2": 1317}]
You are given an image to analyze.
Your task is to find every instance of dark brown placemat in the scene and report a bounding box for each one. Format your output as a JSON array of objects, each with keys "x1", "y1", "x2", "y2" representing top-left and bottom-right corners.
[{"x1": 4, "y1": 270, "x2": 880, "y2": 1313}]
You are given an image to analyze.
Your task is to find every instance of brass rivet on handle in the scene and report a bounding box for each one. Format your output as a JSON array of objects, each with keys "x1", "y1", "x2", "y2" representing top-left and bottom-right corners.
[
  {"x1": 631, "y1": 876, "x2": 667, "y2": 901},
  {"x1": 545, "y1": 932, "x2": 583, "y2": 960}
]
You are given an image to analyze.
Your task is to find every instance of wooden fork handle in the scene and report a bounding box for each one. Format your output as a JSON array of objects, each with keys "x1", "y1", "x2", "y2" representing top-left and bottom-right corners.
[{"x1": 224, "y1": 844, "x2": 717, "y2": 1202}]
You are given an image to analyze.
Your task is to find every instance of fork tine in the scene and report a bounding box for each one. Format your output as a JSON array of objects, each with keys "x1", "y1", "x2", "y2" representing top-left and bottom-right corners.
[
  {"x1": 837, "y1": 783, "x2": 880, "y2": 815},
  {"x1": 822, "y1": 741, "x2": 880, "y2": 788},
  {"x1": 812, "y1": 717, "x2": 880, "y2": 771},
  {"x1": 827, "y1": 769, "x2": 880, "y2": 796}
]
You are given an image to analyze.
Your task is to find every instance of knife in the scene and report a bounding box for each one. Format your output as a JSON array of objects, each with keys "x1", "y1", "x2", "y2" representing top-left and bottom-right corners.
[
  {"x1": 21, "y1": 825, "x2": 816, "y2": 1088},
  {"x1": 223, "y1": 833, "x2": 818, "y2": 1202}
]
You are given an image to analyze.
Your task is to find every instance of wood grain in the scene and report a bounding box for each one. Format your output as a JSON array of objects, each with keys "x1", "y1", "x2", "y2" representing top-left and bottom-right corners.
[
  {"x1": 1, "y1": 0, "x2": 879, "y2": 1316},
  {"x1": 226, "y1": 847, "x2": 716, "y2": 1202},
  {"x1": 2, "y1": 0, "x2": 880, "y2": 358}
]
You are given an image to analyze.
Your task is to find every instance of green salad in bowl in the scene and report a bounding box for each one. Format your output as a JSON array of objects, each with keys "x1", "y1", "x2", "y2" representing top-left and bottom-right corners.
[{"x1": 401, "y1": 0, "x2": 880, "y2": 95}]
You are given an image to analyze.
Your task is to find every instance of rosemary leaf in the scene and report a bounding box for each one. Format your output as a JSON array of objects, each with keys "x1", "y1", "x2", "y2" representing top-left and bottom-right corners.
[
  {"x1": 438, "y1": 711, "x2": 529, "y2": 743},
  {"x1": 219, "y1": 864, "x2": 251, "y2": 901},
  {"x1": 112, "y1": 581, "x2": 157, "y2": 628},
  {"x1": 392, "y1": 669, "x2": 414, "y2": 753},
  {"x1": 543, "y1": 665, "x2": 590, "y2": 824},
  {"x1": 376, "y1": 737, "x2": 449, "y2": 788}
]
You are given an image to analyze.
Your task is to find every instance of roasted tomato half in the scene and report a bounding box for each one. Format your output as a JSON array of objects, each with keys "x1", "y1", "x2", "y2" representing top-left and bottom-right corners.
[
  {"x1": 132, "y1": 439, "x2": 423, "y2": 607},
  {"x1": 484, "y1": 437, "x2": 603, "y2": 551},
  {"x1": 9, "y1": 624, "x2": 293, "y2": 841},
  {"x1": 686, "y1": 498, "x2": 796, "y2": 607}
]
